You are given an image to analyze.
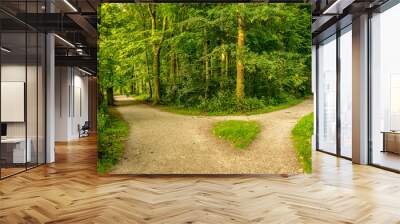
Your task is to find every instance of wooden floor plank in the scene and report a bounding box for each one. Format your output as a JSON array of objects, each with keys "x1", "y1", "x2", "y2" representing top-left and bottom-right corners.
[{"x1": 0, "y1": 136, "x2": 399, "y2": 223}]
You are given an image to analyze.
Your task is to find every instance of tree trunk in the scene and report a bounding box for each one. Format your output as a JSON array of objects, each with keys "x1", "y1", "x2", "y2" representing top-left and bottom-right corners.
[
  {"x1": 141, "y1": 77, "x2": 145, "y2": 95},
  {"x1": 98, "y1": 86, "x2": 104, "y2": 107},
  {"x1": 132, "y1": 66, "x2": 136, "y2": 95},
  {"x1": 210, "y1": 55, "x2": 213, "y2": 81},
  {"x1": 170, "y1": 45, "x2": 177, "y2": 99},
  {"x1": 236, "y1": 7, "x2": 245, "y2": 101},
  {"x1": 220, "y1": 40, "x2": 226, "y2": 89},
  {"x1": 106, "y1": 87, "x2": 114, "y2": 106},
  {"x1": 176, "y1": 55, "x2": 180, "y2": 84},
  {"x1": 145, "y1": 50, "x2": 152, "y2": 98},
  {"x1": 152, "y1": 48, "x2": 161, "y2": 104},
  {"x1": 148, "y1": 4, "x2": 167, "y2": 105},
  {"x1": 142, "y1": 11, "x2": 152, "y2": 99},
  {"x1": 170, "y1": 51, "x2": 177, "y2": 84},
  {"x1": 149, "y1": 4, "x2": 159, "y2": 104},
  {"x1": 170, "y1": 42, "x2": 177, "y2": 85},
  {"x1": 225, "y1": 51, "x2": 229, "y2": 78},
  {"x1": 147, "y1": 80, "x2": 152, "y2": 98},
  {"x1": 204, "y1": 29, "x2": 209, "y2": 98}
]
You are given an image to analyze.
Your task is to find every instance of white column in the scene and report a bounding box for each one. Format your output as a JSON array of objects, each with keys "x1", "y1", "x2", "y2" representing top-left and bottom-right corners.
[
  {"x1": 352, "y1": 14, "x2": 369, "y2": 164},
  {"x1": 46, "y1": 32, "x2": 55, "y2": 163}
]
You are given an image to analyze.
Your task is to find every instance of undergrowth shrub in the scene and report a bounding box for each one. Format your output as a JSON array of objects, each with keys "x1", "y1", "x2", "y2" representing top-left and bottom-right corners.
[
  {"x1": 291, "y1": 112, "x2": 313, "y2": 173},
  {"x1": 97, "y1": 104, "x2": 129, "y2": 173}
]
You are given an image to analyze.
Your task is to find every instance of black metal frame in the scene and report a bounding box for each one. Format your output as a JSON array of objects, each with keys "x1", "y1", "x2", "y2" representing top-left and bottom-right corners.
[
  {"x1": 367, "y1": 10, "x2": 373, "y2": 166},
  {"x1": 0, "y1": 0, "x2": 47, "y2": 180},
  {"x1": 315, "y1": 44, "x2": 319, "y2": 152},
  {"x1": 101, "y1": 0, "x2": 307, "y2": 2},
  {"x1": 0, "y1": 11, "x2": 2, "y2": 179},
  {"x1": 336, "y1": 22, "x2": 341, "y2": 157}
]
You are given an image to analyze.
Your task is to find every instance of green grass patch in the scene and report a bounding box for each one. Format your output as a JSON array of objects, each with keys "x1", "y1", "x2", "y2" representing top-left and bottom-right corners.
[
  {"x1": 213, "y1": 120, "x2": 261, "y2": 149},
  {"x1": 133, "y1": 94, "x2": 150, "y2": 102},
  {"x1": 97, "y1": 108, "x2": 129, "y2": 174},
  {"x1": 291, "y1": 112, "x2": 313, "y2": 173},
  {"x1": 159, "y1": 97, "x2": 307, "y2": 116}
]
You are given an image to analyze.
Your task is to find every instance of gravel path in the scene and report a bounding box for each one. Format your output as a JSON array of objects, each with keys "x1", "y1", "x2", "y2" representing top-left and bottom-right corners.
[{"x1": 111, "y1": 98, "x2": 314, "y2": 174}]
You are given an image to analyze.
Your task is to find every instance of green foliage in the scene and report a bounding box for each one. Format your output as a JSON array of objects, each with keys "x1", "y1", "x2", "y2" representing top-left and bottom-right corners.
[
  {"x1": 291, "y1": 112, "x2": 313, "y2": 173},
  {"x1": 161, "y1": 95, "x2": 306, "y2": 116},
  {"x1": 97, "y1": 105, "x2": 129, "y2": 173},
  {"x1": 134, "y1": 94, "x2": 151, "y2": 102},
  {"x1": 98, "y1": 3, "x2": 311, "y2": 112},
  {"x1": 213, "y1": 120, "x2": 261, "y2": 149}
]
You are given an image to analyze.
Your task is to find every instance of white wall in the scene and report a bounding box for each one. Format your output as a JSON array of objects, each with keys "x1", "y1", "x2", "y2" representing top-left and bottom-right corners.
[
  {"x1": 55, "y1": 67, "x2": 89, "y2": 141},
  {"x1": 55, "y1": 66, "x2": 70, "y2": 141},
  {"x1": 72, "y1": 72, "x2": 89, "y2": 138},
  {"x1": 1, "y1": 65, "x2": 37, "y2": 137},
  {"x1": 1, "y1": 65, "x2": 26, "y2": 139},
  {"x1": 1, "y1": 62, "x2": 46, "y2": 164},
  {"x1": 1, "y1": 65, "x2": 25, "y2": 81}
]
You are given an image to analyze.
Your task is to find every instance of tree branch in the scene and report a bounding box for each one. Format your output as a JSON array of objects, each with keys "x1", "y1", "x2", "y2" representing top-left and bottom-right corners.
[{"x1": 159, "y1": 16, "x2": 168, "y2": 45}]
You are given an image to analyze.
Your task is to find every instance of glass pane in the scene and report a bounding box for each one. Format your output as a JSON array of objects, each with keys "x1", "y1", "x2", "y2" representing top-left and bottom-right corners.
[
  {"x1": 318, "y1": 35, "x2": 337, "y2": 154},
  {"x1": 0, "y1": 0, "x2": 46, "y2": 178},
  {"x1": 26, "y1": 0, "x2": 39, "y2": 169},
  {"x1": 27, "y1": 31, "x2": 38, "y2": 169},
  {"x1": 340, "y1": 27, "x2": 352, "y2": 158},
  {"x1": 1, "y1": 31, "x2": 27, "y2": 177},
  {"x1": 38, "y1": 32, "x2": 45, "y2": 165},
  {"x1": 371, "y1": 4, "x2": 400, "y2": 171}
]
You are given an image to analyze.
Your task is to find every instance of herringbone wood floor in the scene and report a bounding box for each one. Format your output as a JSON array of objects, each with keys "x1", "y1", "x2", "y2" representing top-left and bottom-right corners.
[{"x1": 1, "y1": 136, "x2": 400, "y2": 223}]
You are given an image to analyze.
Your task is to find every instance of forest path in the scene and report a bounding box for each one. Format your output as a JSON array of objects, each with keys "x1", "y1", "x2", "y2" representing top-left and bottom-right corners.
[{"x1": 111, "y1": 97, "x2": 314, "y2": 174}]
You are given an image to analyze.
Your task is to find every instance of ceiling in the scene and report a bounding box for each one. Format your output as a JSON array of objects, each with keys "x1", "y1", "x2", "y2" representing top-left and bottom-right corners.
[
  {"x1": 311, "y1": 0, "x2": 391, "y2": 43},
  {"x1": 0, "y1": 0, "x2": 99, "y2": 74}
]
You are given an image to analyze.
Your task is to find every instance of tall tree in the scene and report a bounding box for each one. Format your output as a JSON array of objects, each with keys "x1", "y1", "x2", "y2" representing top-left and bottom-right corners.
[
  {"x1": 148, "y1": 4, "x2": 168, "y2": 104},
  {"x1": 236, "y1": 4, "x2": 245, "y2": 100}
]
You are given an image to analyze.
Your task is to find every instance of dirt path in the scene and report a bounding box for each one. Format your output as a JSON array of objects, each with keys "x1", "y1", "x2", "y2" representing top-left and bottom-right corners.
[{"x1": 111, "y1": 97, "x2": 314, "y2": 174}]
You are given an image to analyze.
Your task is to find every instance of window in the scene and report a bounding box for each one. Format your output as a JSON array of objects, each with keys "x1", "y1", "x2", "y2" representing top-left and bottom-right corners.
[
  {"x1": 317, "y1": 34, "x2": 337, "y2": 154},
  {"x1": 370, "y1": 3, "x2": 400, "y2": 171},
  {"x1": 339, "y1": 26, "x2": 352, "y2": 158}
]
